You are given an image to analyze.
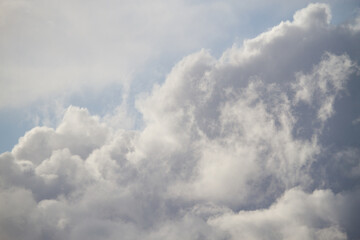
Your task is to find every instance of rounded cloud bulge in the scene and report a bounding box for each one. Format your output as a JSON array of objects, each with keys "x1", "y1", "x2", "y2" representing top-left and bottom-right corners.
[{"x1": 1, "y1": 3, "x2": 360, "y2": 240}]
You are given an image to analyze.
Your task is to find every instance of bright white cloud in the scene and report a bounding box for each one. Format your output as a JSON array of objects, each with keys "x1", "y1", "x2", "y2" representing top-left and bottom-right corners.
[
  {"x1": 0, "y1": 3, "x2": 360, "y2": 240},
  {"x1": 209, "y1": 188, "x2": 357, "y2": 240}
]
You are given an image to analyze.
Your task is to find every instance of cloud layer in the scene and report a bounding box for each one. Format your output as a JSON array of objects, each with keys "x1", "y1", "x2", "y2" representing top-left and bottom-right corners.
[
  {"x1": 0, "y1": 0, "x2": 262, "y2": 109},
  {"x1": 1, "y1": 3, "x2": 360, "y2": 240}
]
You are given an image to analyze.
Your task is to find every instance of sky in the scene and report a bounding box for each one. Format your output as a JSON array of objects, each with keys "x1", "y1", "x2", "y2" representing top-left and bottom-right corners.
[{"x1": 1, "y1": 0, "x2": 360, "y2": 239}]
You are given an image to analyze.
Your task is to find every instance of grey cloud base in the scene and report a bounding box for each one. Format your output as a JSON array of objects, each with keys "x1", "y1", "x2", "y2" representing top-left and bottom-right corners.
[{"x1": 1, "y1": 3, "x2": 360, "y2": 240}]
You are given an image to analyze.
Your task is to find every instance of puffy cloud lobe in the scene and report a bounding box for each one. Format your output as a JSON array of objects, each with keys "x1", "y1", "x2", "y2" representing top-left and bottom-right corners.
[
  {"x1": 209, "y1": 188, "x2": 358, "y2": 240},
  {"x1": 12, "y1": 106, "x2": 109, "y2": 164},
  {"x1": 293, "y1": 3, "x2": 331, "y2": 27},
  {"x1": 1, "y1": 3, "x2": 360, "y2": 240}
]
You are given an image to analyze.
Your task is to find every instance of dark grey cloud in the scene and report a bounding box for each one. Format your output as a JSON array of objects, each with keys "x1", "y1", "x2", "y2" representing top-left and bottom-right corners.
[{"x1": 0, "y1": 3, "x2": 360, "y2": 240}]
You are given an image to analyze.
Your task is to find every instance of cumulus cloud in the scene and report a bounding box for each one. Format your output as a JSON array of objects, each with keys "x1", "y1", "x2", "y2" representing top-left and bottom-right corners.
[
  {"x1": 1, "y1": 3, "x2": 360, "y2": 240},
  {"x1": 209, "y1": 188, "x2": 360, "y2": 240}
]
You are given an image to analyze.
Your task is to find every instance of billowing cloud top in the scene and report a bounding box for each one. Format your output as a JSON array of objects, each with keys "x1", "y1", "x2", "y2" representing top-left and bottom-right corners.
[{"x1": 1, "y1": 3, "x2": 360, "y2": 240}]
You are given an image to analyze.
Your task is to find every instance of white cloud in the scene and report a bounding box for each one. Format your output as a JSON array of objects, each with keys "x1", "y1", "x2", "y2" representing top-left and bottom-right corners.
[
  {"x1": 0, "y1": 3, "x2": 360, "y2": 240},
  {"x1": 2, "y1": 0, "x2": 356, "y2": 110},
  {"x1": 12, "y1": 106, "x2": 109, "y2": 164},
  {"x1": 209, "y1": 188, "x2": 354, "y2": 240},
  {"x1": 0, "y1": 0, "x2": 241, "y2": 109},
  {"x1": 293, "y1": 52, "x2": 356, "y2": 122}
]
